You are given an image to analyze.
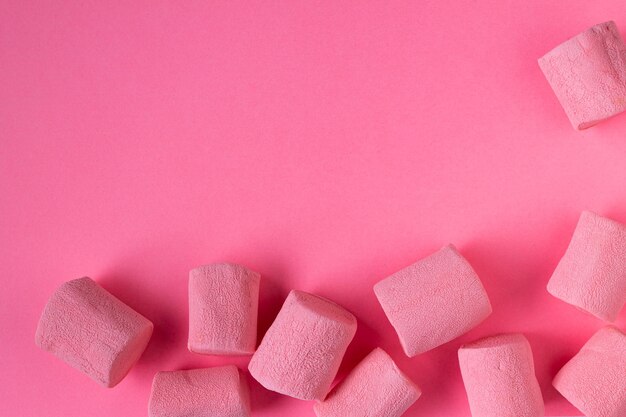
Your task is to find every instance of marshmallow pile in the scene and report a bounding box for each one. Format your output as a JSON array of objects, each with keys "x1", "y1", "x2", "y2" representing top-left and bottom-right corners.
[
  {"x1": 34, "y1": 22, "x2": 626, "y2": 417},
  {"x1": 35, "y1": 209, "x2": 626, "y2": 417}
]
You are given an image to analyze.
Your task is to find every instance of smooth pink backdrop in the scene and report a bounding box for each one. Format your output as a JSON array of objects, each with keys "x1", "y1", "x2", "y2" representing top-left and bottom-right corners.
[{"x1": 1, "y1": 1, "x2": 626, "y2": 416}]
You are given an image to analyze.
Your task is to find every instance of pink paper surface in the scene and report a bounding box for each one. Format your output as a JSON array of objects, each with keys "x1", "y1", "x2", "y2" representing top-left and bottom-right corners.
[{"x1": 1, "y1": 1, "x2": 626, "y2": 416}]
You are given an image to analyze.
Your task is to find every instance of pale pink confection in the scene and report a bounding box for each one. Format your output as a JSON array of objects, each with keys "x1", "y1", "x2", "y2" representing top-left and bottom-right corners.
[
  {"x1": 538, "y1": 21, "x2": 626, "y2": 130},
  {"x1": 458, "y1": 334, "x2": 545, "y2": 417},
  {"x1": 188, "y1": 263, "x2": 260, "y2": 355},
  {"x1": 248, "y1": 290, "x2": 357, "y2": 400},
  {"x1": 553, "y1": 326, "x2": 626, "y2": 417},
  {"x1": 35, "y1": 277, "x2": 153, "y2": 387},
  {"x1": 373, "y1": 245, "x2": 492, "y2": 357},
  {"x1": 547, "y1": 211, "x2": 626, "y2": 322},
  {"x1": 314, "y1": 348, "x2": 421, "y2": 417},
  {"x1": 148, "y1": 366, "x2": 251, "y2": 417}
]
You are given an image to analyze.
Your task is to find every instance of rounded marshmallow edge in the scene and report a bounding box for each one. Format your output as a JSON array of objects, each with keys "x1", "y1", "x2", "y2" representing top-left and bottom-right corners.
[{"x1": 35, "y1": 276, "x2": 153, "y2": 388}]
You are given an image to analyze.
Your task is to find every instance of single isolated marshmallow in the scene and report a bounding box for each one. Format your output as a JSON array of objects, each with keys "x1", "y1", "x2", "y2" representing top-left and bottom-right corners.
[
  {"x1": 374, "y1": 245, "x2": 492, "y2": 357},
  {"x1": 553, "y1": 326, "x2": 626, "y2": 417},
  {"x1": 35, "y1": 277, "x2": 153, "y2": 387},
  {"x1": 538, "y1": 21, "x2": 626, "y2": 130},
  {"x1": 188, "y1": 263, "x2": 260, "y2": 355},
  {"x1": 149, "y1": 366, "x2": 250, "y2": 417},
  {"x1": 314, "y1": 348, "x2": 421, "y2": 417},
  {"x1": 547, "y1": 211, "x2": 626, "y2": 322},
  {"x1": 248, "y1": 290, "x2": 357, "y2": 400},
  {"x1": 458, "y1": 334, "x2": 545, "y2": 417}
]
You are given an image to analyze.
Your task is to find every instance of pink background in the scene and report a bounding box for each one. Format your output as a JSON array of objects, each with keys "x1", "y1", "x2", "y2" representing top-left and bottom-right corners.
[{"x1": 1, "y1": 1, "x2": 626, "y2": 416}]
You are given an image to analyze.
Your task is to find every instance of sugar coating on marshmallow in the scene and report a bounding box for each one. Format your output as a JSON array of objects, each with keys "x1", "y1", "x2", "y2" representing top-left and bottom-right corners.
[
  {"x1": 374, "y1": 245, "x2": 492, "y2": 357},
  {"x1": 35, "y1": 277, "x2": 153, "y2": 387},
  {"x1": 458, "y1": 334, "x2": 545, "y2": 417},
  {"x1": 248, "y1": 290, "x2": 357, "y2": 400},
  {"x1": 538, "y1": 21, "x2": 626, "y2": 130},
  {"x1": 547, "y1": 211, "x2": 626, "y2": 322},
  {"x1": 314, "y1": 348, "x2": 421, "y2": 417},
  {"x1": 188, "y1": 263, "x2": 260, "y2": 355},
  {"x1": 149, "y1": 366, "x2": 250, "y2": 417},
  {"x1": 553, "y1": 326, "x2": 626, "y2": 417}
]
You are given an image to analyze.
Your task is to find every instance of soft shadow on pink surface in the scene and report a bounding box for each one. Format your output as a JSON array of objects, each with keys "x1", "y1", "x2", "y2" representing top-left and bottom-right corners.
[{"x1": 3, "y1": 1, "x2": 626, "y2": 416}]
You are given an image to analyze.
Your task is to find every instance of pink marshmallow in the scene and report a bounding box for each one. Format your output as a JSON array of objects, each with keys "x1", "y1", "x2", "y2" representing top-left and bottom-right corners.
[
  {"x1": 149, "y1": 366, "x2": 250, "y2": 417},
  {"x1": 458, "y1": 334, "x2": 545, "y2": 417},
  {"x1": 248, "y1": 290, "x2": 357, "y2": 400},
  {"x1": 374, "y1": 245, "x2": 492, "y2": 356},
  {"x1": 547, "y1": 211, "x2": 626, "y2": 322},
  {"x1": 553, "y1": 326, "x2": 626, "y2": 417},
  {"x1": 188, "y1": 263, "x2": 260, "y2": 355},
  {"x1": 314, "y1": 348, "x2": 421, "y2": 417},
  {"x1": 35, "y1": 277, "x2": 153, "y2": 387},
  {"x1": 538, "y1": 21, "x2": 626, "y2": 130}
]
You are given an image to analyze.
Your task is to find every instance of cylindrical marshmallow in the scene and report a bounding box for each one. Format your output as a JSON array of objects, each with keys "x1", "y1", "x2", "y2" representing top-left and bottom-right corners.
[
  {"x1": 248, "y1": 290, "x2": 357, "y2": 400},
  {"x1": 553, "y1": 326, "x2": 626, "y2": 417},
  {"x1": 314, "y1": 348, "x2": 421, "y2": 417},
  {"x1": 547, "y1": 211, "x2": 626, "y2": 322},
  {"x1": 188, "y1": 263, "x2": 260, "y2": 355},
  {"x1": 538, "y1": 21, "x2": 626, "y2": 130},
  {"x1": 374, "y1": 245, "x2": 492, "y2": 357},
  {"x1": 458, "y1": 334, "x2": 544, "y2": 417},
  {"x1": 149, "y1": 366, "x2": 251, "y2": 417},
  {"x1": 35, "y1": 277, "x2": 153, "y2": 387}
]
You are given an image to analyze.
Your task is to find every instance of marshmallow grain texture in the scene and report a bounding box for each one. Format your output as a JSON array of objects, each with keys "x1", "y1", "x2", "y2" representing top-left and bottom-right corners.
[
  {"x1": 248, "y1": 290, "x2": 357, "y2": 400},
  {"x1": 553, "y1": 326, "x2": 626, "y2": 417},
  {"x1": 374, "y1": 245, "x2": 492, "y2": 356},
  {"x1": 35, "y1": 277, "x2": 153, "y2": 387},
  {"x1": 458, "y1": 334, "x2": 545, "y2": 417},
  {"x1": 547, "y1": 211, "x2": 626, "y2": 322},
  {"x1": 188, "y1": 263, "x2": 260, "y2": 355},
  {"x1": 538, "y1": 21, "x2": 626, "y2": 130},
  {"x1": 149, "y1": 366, "x2": 250, "y2": 417},
  {"x1": 314, "y1": 348, "x2": 421, "y2": 417}
]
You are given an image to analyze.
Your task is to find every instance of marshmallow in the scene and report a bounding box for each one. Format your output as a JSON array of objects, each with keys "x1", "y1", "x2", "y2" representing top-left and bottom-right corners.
[
  {"x1": 553, "y1": 326, "x2": 626, "y2": 417},
  {"x1": 188, "y1": 263, "x2": 260, "y2": 355},
  {"x1": 248, "y1": 290, "x2": 357, "y2": 400},
  {"x1": 149, "y1": 366, "x2": 250, "y2": 417},
  {"x1": 35, "y1": 277, "x2": 153, "y2": 387},
  {"x1": 547, "y1": 211, "x2": 626, "y2": 322},
  {"x1": 314, "y1": 348, "x2": 421, "y2": 417},
  {"x1": 374, "y1": 245, "x2": 492, "y2": 356},
  {"x1": 538, "y1": 21, "x2": 626, "y2": 130},
  {"x1": 458, "y1": 334, "x2": 544, "y2": 417}
]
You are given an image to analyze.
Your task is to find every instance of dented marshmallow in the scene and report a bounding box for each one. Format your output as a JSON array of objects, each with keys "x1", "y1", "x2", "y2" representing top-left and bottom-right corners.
[
  {"x1": 248, "y1": 290, "x2": 357, "y2": 400},
  {"x1": 35, "y1": 277, "x2": 153, "y2": 387},
  {"x1": 149, "y1": 366, "x2": 250, "y2": 417},
  {"x1": 553, "y1": 326, "x2": 626, "y2": 417},
  {"x1": 188, "y1": 263, "x2": 260, "y2": 355},
  {"x1": 548, "y1": 211, "x2": 626, "y2": 322},
  {"x1": 539, "y1": 21, "x2": 626, "y2": 130},
  {"x1": 374, "y1": 245, "x2": 492, "y2": 356},
  {"x1": 458, "y1": 333, "x2": 545, "y2": 417},
  {"x1": 314, "y1": 348, "x2": 421, "y2": 417}
]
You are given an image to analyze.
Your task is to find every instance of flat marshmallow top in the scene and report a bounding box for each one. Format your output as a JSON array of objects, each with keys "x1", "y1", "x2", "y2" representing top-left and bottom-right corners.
[
  {"x1": 460, "y1": 333, "x2": 528, "y2": 351},
  {"x1": 289, "y1": 290, "x2": 357, "y2": 325}
]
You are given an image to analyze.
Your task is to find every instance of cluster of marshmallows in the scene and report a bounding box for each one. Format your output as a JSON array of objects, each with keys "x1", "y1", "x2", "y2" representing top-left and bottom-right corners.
[{"x1": 36, "y1": 210, "x2": 626, "y2": 417}]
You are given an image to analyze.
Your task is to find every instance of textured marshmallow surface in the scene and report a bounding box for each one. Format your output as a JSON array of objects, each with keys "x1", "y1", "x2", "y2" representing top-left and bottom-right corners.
[
  {"x1": 149, "y1": 366, "x2": 251, "y2": 417},
  {"x1": 458, "y1": 334, "x2": 545, "y2": 417},
  {"x1": 547, "y1": 211, "x2": 626, "y2": 322},
  {"x1": 314, "y1": 348, "x2": 421, "y2": 417},
  {"x1": 35, "y1": 277, "x2": 153, "y2": 387},
  {"x1": 248, "y1": 290, "x2": 357, "y2": 400},
  {"x1": 553, "y1": 326, "x2": 626, "y2": 417},
  {"x1": 188, "y1": 263, "x2": 260, "y2": 355},
  {"x1": 374, "y1": 245, "x2": 492, "y2": 356},
  {"x1": 538, "y1": 21, "x2": 626, "y2": 130}
]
